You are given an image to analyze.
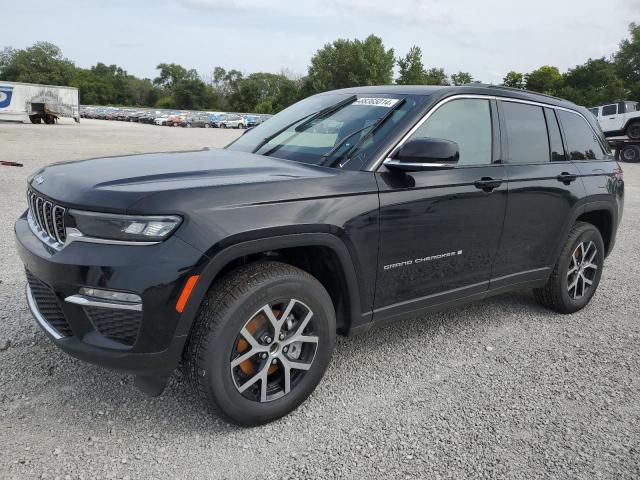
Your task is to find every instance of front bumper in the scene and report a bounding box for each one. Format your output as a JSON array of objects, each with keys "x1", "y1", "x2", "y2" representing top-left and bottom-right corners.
[{"x1": 15, "y1": 211, "x2": 206, "y2": 391}]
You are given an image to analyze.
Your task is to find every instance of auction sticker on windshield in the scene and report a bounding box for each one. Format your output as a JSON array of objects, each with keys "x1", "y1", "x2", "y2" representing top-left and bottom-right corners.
[{"x1": 352, "y1": 97, "x2": 400, "y2": 107}]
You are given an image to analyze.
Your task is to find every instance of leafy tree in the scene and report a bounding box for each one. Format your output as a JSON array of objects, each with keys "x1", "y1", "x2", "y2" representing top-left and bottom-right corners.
[
  {"x1": 396, "y1": 46, "x2": 427, "y2": 85},
  {"x1": 525, "y1": 66, "x2": 563, "y2": 95},
  {"x1": 450, "y1": 71, "x2": 473, "y2": 86},
  {"x1": 614, "y1": 23, "x2": 640, "y2": 100},
  {"x1": 306, "y1": 35, "x2": 394, "y2": 93},
  {"x1": 154, "y1": 63, "x2": 190, "y2": 88},
  {"x1": 424, "y1": 67, "x2": 449, "y2": 86},
  {"x1": 558, "y1": 58, "x2": 625, "y2": 106},
  {"x1": 502, "y1": 71, "x2": 525, "y2": 89},
  {"x1": 0, "y1": 42, "x2": 75, "y2": 85}
]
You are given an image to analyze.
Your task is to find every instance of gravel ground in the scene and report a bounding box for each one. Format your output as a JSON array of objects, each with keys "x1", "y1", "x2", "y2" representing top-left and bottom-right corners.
[{"x1": 0, "y1": 120, "x2": 639, "y2": 479}]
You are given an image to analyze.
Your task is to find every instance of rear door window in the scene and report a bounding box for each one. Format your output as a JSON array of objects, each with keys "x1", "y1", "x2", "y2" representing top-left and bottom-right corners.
[
  {"x1": 502, "y1": 101, "x2": 550, "y2": 164},
  {"x1": 557, "y1": 110, "x2": 606, "y2": 160},
  {"x1": 601, "y1": 104, "x2": 617, "y2": 116}
]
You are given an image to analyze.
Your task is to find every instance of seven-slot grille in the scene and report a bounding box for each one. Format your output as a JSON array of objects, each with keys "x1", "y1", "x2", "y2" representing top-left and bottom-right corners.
[{"x1": 27, "y1": 190, "x2": 66, "y2": 244}]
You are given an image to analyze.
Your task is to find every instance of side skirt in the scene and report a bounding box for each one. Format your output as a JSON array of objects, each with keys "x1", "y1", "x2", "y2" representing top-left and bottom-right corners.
[{"x1": 350, "y1": 267, "x2": 550, "y2": 335}]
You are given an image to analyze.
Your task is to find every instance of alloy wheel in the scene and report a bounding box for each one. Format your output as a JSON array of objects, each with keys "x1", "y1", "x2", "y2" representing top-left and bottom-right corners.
[
  {"x1": 230, "y1": 299, "x2": 318, "y2": 403},
  {"x1": 567, "y1": 240, "x2": 598, "y2": 300}
]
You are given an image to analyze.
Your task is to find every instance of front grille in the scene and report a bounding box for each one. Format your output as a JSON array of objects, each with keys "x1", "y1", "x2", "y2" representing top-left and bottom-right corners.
[
  {"x1": 27, "y1": 190, "x2": 66, "y2": 244},
  {"x1": 84, "y1": 307, "x2": 142, "y2": 346},
  {"x1": 25, "y1": 271, "x2": 73, "y2": 337}
]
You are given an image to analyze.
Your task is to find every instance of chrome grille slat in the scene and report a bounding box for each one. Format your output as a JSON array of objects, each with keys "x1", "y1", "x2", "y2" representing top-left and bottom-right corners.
[
  {"x1": 43, "y1": 201, "x2": 53, "y2": 237},
  {"x1": 52, "y1": 205, "x2": 66, "y2": 243},
  {"x1": 27, "y1": 190, "x2": 66, "y2": 249}
]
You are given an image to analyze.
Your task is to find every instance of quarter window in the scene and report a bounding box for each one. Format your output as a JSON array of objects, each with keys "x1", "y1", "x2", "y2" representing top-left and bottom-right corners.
[
  {"x1": 407, "y1": 98, "x2": 492, "y2": 165},
  {"x1": 601, "y1": 104, "x2": 617, "y2": 116},
  {"x1": 558, "y1": 110, "x2": 605, "y2": 160},
  {"x1": 502, "y1": 102, "x2": 550, "y2": 164}
]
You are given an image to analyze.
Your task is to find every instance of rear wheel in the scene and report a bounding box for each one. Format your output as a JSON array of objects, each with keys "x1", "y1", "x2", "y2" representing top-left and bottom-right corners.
[
  {"x1": 621, "y1": 145, "x2": 640, "y2": 163},
  {"x1": 534, "y1": 222, "x2": 604, "y2": 314},
  {"x1": 220, "y1": 123, "x2": 227, "y2": 129},
  {"x1": 627, "y1": 122, "x2": 640, "y2": 140},
  {"x1": 183, "y1": 261, "x2": 336, "y2": 426}
]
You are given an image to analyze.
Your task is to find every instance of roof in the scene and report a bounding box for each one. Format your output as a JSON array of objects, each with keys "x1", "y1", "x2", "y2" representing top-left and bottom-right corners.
[{"x1": 325, "y1": 84, "x2": 578, "y2": 109}]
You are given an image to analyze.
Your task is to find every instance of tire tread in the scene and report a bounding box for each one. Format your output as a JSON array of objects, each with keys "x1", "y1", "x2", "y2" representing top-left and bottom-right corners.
[{"x1": 182, "y1": 261, "x2": 326, "y2": 423}]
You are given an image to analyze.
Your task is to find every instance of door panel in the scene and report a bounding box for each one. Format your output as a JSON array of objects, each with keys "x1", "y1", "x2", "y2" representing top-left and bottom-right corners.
[
  {"x1": 490, "y1": 161, "x2": 585, "y2": 282},
  {"x1": 490, "y1": 102, "x2": 587, "y2": 285},
  {"x1": 374, "y1": 164, "x2": 507, "y2": 311}
]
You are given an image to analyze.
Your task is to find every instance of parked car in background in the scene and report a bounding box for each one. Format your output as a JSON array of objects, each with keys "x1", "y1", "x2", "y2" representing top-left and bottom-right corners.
[
  {"x1": 216, "y1": 113, "x2": 246, "y2": 129},
  {"x1": 208, "y1": 114, "x2": 224, "y2": 127},
  {"x1": 588, "y1": 101, "x2": 640, "y2": 139},
  {"x1": 180, "y1": 115, "x2": 211, "y2": 128},
  {"x1": 154, "y1": 114, "x2": 170, "y2": 126},
  {"x1": 245, "y1": 115, "x2": 262, "y2": 128}
]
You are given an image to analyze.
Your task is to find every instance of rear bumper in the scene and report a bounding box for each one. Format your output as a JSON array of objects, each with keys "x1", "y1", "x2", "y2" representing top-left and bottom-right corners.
[{"x1": 15, "y1": 211, "x2": 206, "y2": 390}]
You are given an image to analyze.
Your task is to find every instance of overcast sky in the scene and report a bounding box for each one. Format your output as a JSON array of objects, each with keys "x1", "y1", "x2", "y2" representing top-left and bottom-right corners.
[{"x1": 4, "y1": 0, "x2": 639, "y2": 84}]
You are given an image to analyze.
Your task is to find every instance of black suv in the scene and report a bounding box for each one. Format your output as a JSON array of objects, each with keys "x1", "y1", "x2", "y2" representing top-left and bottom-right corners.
[{"x1": 15, "y1": 85, "x2": 624, "y2": 426}]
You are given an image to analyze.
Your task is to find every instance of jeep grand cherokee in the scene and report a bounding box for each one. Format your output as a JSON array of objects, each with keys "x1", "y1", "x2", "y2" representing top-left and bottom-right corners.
[{"x1": 15, "y1": 85, "x2": 624, "y2": 426}]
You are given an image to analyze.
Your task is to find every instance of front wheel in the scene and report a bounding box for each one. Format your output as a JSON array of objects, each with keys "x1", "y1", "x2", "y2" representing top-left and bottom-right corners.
[
  {"x1": 183, "y1": 261, "x2": 336, "y2": 426},
  {"x1": 534, "y1": 222, "x2": 604, "y2": 314}
]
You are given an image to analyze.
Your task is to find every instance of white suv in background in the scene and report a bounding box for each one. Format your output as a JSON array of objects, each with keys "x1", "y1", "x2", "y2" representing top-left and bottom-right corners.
[
  {"x1": 588, "y1": 101, "x2": 640, "y2": 139},
  {"x1": 216, "y1": 114, "x2": 246, "y2": 129}
]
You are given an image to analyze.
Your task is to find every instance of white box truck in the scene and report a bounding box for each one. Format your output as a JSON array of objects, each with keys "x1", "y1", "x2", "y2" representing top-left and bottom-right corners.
[{"x1": 0, "y1": 81, "x2": 79, "y2": 124}]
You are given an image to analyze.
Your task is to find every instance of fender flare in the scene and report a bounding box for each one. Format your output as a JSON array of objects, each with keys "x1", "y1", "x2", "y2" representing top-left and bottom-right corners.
[{"x1": 174, "y1": 232, "x2": 368, "y2": 338}]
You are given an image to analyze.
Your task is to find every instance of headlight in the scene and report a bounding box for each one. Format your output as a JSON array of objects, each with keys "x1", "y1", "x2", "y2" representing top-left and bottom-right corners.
[{"x1": 68, "y1": 210, "x2": 182, "y2": 242}]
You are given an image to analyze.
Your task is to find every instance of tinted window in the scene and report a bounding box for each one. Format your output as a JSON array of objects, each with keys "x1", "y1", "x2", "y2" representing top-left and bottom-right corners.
[
  {"x1": 588, "y1": 107, "x2": 598, "y2": 117},
  {"x1": 602, "y1": 104, "x2": 617, "y2": 116},
  {"x1": 544, "y1": 108, "x2": 566, "y2": 161},
  {"x1": 502, "y1": 102, "x2": 549, "y2": 164},
  {"x1": 408, "y1": 99, "x2": 492, "y2": 165},
  {"x1": 558, "y1": 110, "x2": 605, "y2": 160}
]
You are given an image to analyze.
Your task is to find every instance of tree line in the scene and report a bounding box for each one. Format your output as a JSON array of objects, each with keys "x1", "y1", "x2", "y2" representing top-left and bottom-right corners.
[{"x1": 1, "y1": 23, "x2": 638, "y2": 113}]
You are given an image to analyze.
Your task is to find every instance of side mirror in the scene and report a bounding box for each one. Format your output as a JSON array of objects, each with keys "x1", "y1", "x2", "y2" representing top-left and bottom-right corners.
[{"x1": 384, "y1": 138, "x2": 459, "y2": 172}]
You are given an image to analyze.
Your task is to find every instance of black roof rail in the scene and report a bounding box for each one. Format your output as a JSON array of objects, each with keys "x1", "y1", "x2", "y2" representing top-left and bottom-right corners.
[{"x1": 463, "y1": 83, "x2": 567, "y2": 102}]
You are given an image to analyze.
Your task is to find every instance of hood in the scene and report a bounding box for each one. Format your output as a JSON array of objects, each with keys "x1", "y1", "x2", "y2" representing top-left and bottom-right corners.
[{"x1": 29, "y1": 148, "x2": 336, "y2": 212}]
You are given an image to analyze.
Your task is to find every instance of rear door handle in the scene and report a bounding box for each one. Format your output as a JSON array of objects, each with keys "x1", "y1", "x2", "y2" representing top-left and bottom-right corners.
[
  {"x1": 557, "y1": 172, "x2": 577, "y2": 185},
  {"x1": 474, "y1": 177, "x2": 503, "y2": 192}
]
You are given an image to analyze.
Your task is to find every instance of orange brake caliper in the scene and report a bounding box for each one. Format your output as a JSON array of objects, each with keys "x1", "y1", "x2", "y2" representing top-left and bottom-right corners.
[{"x1": 236, "y1": 309, "x2": 280, "y2": 376}]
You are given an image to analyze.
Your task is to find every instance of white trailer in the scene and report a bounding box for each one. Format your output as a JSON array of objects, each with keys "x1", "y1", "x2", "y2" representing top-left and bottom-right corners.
[{"x1": 0, "y1": 81, "x2": 79, "y2": 124}]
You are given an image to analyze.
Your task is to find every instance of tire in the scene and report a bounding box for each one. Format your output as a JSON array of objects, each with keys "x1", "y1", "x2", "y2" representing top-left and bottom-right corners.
[
  {"x1": 621, "y1": 145, "x2": 640, "y2": 163},
  {"x1": 220, "y1": 123, "x2": 227, "y2": 129},
  {"x1": 205, "y1": 123, "x2": 211, "y2": 128},
  {"x1": 533, "y1": 221, "x2": 604, "y2": 314},
  {"x1": 186, "y1": 123, "x2": 192, "y2": 128},
  {"x1": 626, "y1": 122, "x2": 640, "y2": 140},
  {"x1": 183, "y1": 261, "x2": 336, "y2": 426}
]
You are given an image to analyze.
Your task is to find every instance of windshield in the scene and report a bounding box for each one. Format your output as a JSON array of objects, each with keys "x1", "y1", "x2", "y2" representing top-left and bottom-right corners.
[{"x1": 227, "y1": 93, "x2": 420, "y2": 170}]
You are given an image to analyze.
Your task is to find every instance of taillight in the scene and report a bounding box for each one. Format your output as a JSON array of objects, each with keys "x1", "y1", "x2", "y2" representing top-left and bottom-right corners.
[{"x1": 614, "y1": 165, "x2": 623, "y2": 180}]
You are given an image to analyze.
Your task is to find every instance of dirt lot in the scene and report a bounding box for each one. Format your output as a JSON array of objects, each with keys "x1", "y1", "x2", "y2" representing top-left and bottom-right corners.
[{"x1": 0, "y1": 120, "x2": 639, "y2": 479}]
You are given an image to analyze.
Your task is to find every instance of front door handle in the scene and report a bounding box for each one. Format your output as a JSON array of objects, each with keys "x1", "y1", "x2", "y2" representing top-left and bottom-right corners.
[
  {"x1": 557, "y1": 172, "x2": 577, "y2": 185},
  {"x1": 474, "y1": 177, "x2": 503, "y2": 192}
]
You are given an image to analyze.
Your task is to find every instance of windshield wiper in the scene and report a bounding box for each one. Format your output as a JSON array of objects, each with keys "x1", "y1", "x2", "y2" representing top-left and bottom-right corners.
[
  {"x1": 320, "y1": 97, "x2": 406, "y2": 167},
  {"x1": 293, "y1": 95, "x2": 356, "y2": 132},
  {"x1": 251, "y1": 95, "x2": 357, "y2": 154}
]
